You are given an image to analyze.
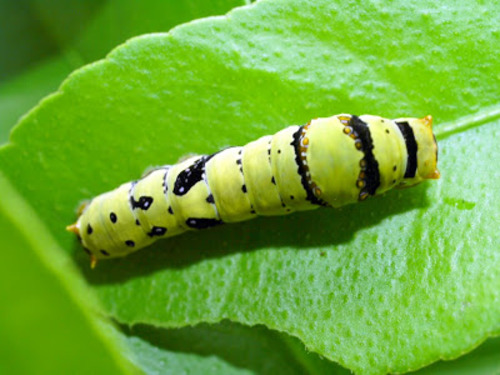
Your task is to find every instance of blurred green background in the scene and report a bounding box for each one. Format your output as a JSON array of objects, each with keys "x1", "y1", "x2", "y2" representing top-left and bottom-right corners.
[
  {"x1": 0, "y1": 0, "x2": 251, "y2": 143},
  {"x1": 1, "y1": 1, "x2": 499, "y2": 374}
]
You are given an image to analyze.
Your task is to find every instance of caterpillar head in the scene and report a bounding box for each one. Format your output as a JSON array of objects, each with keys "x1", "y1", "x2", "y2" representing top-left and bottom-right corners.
[
  {"x1": 66, "y1": 182, "x2": 152, "y2": 268},
  {"x1": 396, "y1": 115, "x2": 440, "y2": 187}
]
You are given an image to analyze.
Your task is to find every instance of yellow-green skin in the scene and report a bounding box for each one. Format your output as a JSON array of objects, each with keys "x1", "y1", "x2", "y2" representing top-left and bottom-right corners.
[{"x1": 72, "y1": 114, "x2": 439, "y2": 261}]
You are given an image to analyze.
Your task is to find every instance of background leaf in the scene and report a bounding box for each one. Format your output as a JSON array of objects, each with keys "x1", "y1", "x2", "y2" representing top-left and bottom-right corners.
[
  {"x1": 0, "y1": 173, "x2": 136, "y2": 374},
  {"x1": 120, "y1": 321, "x2": 350, "y2": 375},
  {"x1": 120, "y1": 323, "x2": 500, "y2": 375},
  {"x1": 0, "y1": 57, "x2": 76, "y2": 142},
  {"x1": 417, "y1": 336, "x2": 500, "y2": 375},
  {"x1": 0, "y1": 0, "x2": 247, "y2": 143},
  {"x1": 1, "y1": 0, "x2": 499, "y2": 373}
]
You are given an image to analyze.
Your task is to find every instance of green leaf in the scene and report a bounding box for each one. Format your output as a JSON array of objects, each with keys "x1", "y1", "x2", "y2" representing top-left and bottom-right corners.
[
  {"x1": 0, "y1": 0, "x2": 499, "y2": 373},
  {"x1": 0, "y1": 173, "x2": 136, "y2": 374}
]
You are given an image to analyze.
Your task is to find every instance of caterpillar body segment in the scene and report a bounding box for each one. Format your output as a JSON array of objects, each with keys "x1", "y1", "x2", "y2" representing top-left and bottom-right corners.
[{"x1": 68, "y1": 114, "x2": 439, "y2": 265}]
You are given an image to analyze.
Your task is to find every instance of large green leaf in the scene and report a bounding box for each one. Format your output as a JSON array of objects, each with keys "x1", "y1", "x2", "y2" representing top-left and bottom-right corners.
[{"x1": 0, "y1": 0, "x2": 499, "y2": 373}]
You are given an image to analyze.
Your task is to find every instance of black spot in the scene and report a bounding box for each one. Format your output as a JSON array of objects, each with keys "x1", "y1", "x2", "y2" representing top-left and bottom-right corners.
[
  {"x1": 271, "y1": 176, "x2": 276, "y2": 185},
  {"x1": 250, "y1": 210, "x2": 256, "y2": 214},
  {"x1": 242, "y1": 184, "x2": 247, "y2": 193},
  {"x1": 87, "y1": 224, "x2": 93, "y2": 234},
  {"x1": 278, "y1": 149, "x2": 281, "y2": 154},
  {"x1": 239, "y1": 167, "x2": 243, "y2": 173},
  {"x1": 110, "y1": 212, "x2": 117, "y2": 223},
  {"x1": 238, "y1": 149, "x2": 242, "y2": 155},
  {"x1": 392, "y1": 179, "x2": 396, "y2": 184},
  {"x1": 206, "y1": 194, "x2": 215, "y2": 204},
  {"x1": 135, "y1": 219, "x2": 141, "y2": 226},
  {"x1": 267, "y1": 149, "x2": 271, "y2": 155},
  {"x1": 186, "y1": 218, "x2": 223, "y2": 229},
  {"x1": 396, "y1": 121, "x2": 418, "y2": 178},
  {"x1": 130, "y1": 196, "x2": 154, "y2": 210},
  {"x1": 173, "y1": 153, "x2": 217, "y2": 196},
  {"x1": 83, "y1": 248, "x2": 91, "y2": 255},
  {"x1": 147, "y1": 226, "x2": 167, "y2": 237},
  {"x1": 386, "y1": 129, "x2": 390, "y2": 134},
  {"x1": 286, "y1": 208, "x2": 291, "y2": 212},
  {"x1": 236, "y1": 159, "x2": 242, "y2": 165},
  {"x1": 281, "y1": 202, "x2": 286, "y2": 207},
  {"x1": 125, "y1": 240, "x2": 135, "y2": 247},
  {"x1": 290, "y1": 195, "x2": 294, "y2": 200},
  {"x1": 173, "y1": 157, "x2": 205, "y2": 196},
  {"x1": 393, "y1": 165, "x2": 397, "y2": 171},
  {"x1": 100, "y1": 250, "x2": 110, "y2": 256},
  {"x1": 168, "y1": 206, "x2": 174, "y2": 214},
  {"x1": 349, "y1": 116, "x2": 381, "y2": 196}
]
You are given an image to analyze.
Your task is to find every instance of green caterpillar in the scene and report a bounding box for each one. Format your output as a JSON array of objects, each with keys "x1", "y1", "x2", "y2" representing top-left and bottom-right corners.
[{"x1": 67, "y1": 114, "x2": 439, "y2": 267}]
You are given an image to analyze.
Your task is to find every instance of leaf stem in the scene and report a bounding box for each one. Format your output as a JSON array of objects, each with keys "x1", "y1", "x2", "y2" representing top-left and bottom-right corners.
[{"x1": 435, "y1": 105, "x2": 500, "y2": 140}]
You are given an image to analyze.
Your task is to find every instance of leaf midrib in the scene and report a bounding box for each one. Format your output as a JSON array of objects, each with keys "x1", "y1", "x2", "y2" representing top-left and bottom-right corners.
[{"x1": 434, "y1": 105, "x2": 500, "y2": 140}]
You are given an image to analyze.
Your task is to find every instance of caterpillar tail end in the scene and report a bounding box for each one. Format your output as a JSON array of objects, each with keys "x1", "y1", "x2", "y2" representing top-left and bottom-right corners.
[
  {"x1": 421, "y1": 114, "x2": 440, "y2": 180},
  {"x1": 425, "y1": 169, "x2": 441, "y2": 179},
  {"x1": 66, "y1": 223, "x2": 80, "y2": 235},
  {"x1": 422, "y1": 114, "x2": 433, "y2": 128}
]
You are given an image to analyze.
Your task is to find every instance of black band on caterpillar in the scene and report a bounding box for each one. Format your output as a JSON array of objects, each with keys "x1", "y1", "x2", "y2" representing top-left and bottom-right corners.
[
  {"x1": 291, "y1": 124, "x2": 329, "y2": 207},
  {"x1": 396, "y1": 121, "x2": 418, "y2": 178},
  {"x1": 349, "y1": 115, "x2": 380, "y2": 197}
]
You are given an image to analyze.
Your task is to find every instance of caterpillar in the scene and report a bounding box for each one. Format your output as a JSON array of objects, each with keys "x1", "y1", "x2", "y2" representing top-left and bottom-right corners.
[{"x1": 67, "y1": 114, "x2": 439, "y2": 268}]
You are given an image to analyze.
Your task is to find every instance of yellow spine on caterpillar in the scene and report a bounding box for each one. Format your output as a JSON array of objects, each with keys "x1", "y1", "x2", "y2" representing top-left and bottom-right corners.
[{"x1": 67, "y1": 114, "x2": 439, "y2": 267}]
